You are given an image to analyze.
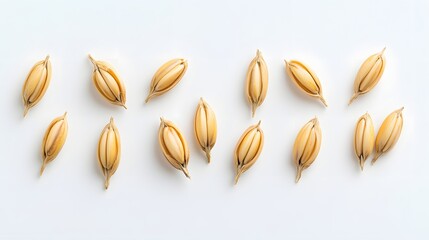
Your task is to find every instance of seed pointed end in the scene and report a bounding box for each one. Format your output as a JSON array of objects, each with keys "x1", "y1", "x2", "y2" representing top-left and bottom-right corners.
[
  {"x1": 104, "y1": 178, "x2": 110, "y2": 190},
  {"x1": 39, "y1": 162, "x2": 46, "y2": 176},
  {"x1": 380, "y1": 47, "x2": 386, "y2": 55},
  {"x1": 371, "y1": 153, "x2": 381, "y2": 165},
  {"x1": 204, "y1": 149, "x2": 211, "y2": 163},
  {"x1": 88, "y1": 54, "x2": 96, "y2": 64},
  {"x1": 251, "y1": 103, "x2": 257, "y2": 117},
  {"x1": 295, "y1": 166, "x2": 303, "y2": 183},
  {"x1": 359, "y1": 158, "x2": 365, "y2": 171},
  {"x1": 311, "y1": 117, "x2": 319, "y2": 125},
  {"x1": 348, "y1": 93, "x2": 359, "y2": 105},
  {"x1": 160, "y1": 117, "x2": 166, "y2": 125},
  {"x1": 145, "y1": 94, "x2": 153, "y2": 103},
  {"x1": 23, "y1": 105, "x2": 29, "y2": 117},
  {"x1": 44, "y1": 55, "x2": 50, "y2": 62},
  {"x1": 234, "y1": 168, "x2": 245, "y2": 185},
  {"x1": 121, "y1": 103, "x2": 127, "y2": 109},
  {"x1": 182, "y1": 167, "x2": 191, "y2": 179},
  {"x1": 319, "y1": 96, "x2": 328, "y2": 107},
  {"x1": 234, "y1": 173, "x2": 241, "y2": 185}
]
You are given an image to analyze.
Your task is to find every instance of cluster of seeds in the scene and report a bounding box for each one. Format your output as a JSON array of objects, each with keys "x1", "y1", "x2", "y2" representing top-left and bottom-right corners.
[{"x1": 21, "y1": 48, "x2": 404, "y2": 189}]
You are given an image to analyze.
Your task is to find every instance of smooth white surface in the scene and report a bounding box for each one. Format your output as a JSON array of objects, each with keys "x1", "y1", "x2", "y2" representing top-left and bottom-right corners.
[{"x1": 0, "y1": 0, "x2": 427, "y2": 239}]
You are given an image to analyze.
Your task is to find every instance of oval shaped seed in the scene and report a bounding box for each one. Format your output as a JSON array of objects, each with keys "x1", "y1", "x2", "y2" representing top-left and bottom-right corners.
[
  {"x1": 372, "y1": 107, "x2": 404, "y2": 164},
  {"x1": 89, "y1": 55, "x2": 127, "y2": 109},
  {"x1": 353, "y1": 112, "x2": 375, "y2": 170},
  {"x1": 194, "y1": 98, "x2": 217, "y2": 163},
  {"x1": 22, "y1": 55, "x2": 52, "y2": 117},
  {"x1": 145, "y1": 59, "x2": 188, "y2": 103},
  {"x1": 97, "y1": 117, "x2": 121, "y2": 189},
  {"x1": 158, "y1": 118, "x2": 190, "y2": 178},
  {"x1": 285, "y1": 60, "x2": 327, "y2": 107},
  {"x1": 234, "y1": 121, "x2": 264, "y2": 184},
  {"x1": 246, "y1": 50, "x2": 268, "y2": 117},
  {"x1": 293, "y1": 117, "x2": 322, "y2": 183},
  {"x1": 349, "y1": 48, "x2": 386, "y2": 105},
  {"x1": 40, "y1": 112, "x2": 68, "y2": 176}
]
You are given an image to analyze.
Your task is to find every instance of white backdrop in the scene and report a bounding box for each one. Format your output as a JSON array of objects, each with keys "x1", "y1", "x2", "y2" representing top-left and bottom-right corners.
[{"x1": 0, "y1": 0, "x2": 427, "y2": 239}]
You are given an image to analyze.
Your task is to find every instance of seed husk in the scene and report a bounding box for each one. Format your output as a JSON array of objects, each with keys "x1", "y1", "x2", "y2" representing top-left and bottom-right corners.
[
  {"x1": 40, "y1": 112, "x2": 68, "y2": 176},
  {"x1": 372, "y1": 107, "x2": 404, "y2": 164},
  {"x1": 353, "y1": 112, "x2": 375, "y2": 171},
  {"x1": 234, "y1": 121, "x2": 264, "y2": 184},
  {"x1": 22, "y1": 55, "x2": 52, "y2": 117},
  {"x1": 145, "y1": 59, "x2": 188, "y2": 103},
  {"x1": 246, "y1": 50, "x2": 268, "y2": 117},
  {"x1": 349, "y1": 48, "x2": 386, "y2": 105},
  {"x1": 194, "y1": 98, "x2": 217, "y2": 163},
  {"x1": 97, "y1": 117, "x2": 121, "y2": 189},
  {"x1": 158, "y1": 117, "x2": 190, "y2": 178},
  {"x1": 293, "y1": 117, "x2": 322, "y2": 182},
  {"x1": 285, "y1": 60, "x2": 328, "y2": 107},
  {"x1": 89, "y1": 55, "x2": 127, "y2": 109}
]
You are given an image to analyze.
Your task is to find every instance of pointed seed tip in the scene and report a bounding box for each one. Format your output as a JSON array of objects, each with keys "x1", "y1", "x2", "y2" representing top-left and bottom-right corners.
[
  {"x1": 182, "y1": 167, "x2": 191, "y2": 179},
  {"x1": 359, "y1": 159, "x2": 365, "y2": 171},
  {"x1": 319, "y1": 96, "x2": 328, "y2": 107},
  {"x1": 348, "y1": 93, "x2": 358, "y2": 105},
  {"x1": 40, "y1": 164, "x2": 46, "y2": 176},
  {"x1": 23, "y1": 107, "x2": 29, "y2": 117}
]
